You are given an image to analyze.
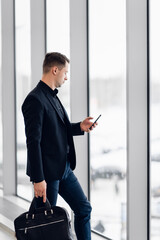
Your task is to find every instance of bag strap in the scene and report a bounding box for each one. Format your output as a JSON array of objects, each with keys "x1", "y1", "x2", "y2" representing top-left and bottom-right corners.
[{"x1": 29, "y1": 197, "x2": 51, "y2": 214}]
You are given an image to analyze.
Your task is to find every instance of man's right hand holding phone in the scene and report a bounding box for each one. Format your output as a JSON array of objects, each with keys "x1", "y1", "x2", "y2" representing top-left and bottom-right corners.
[{"x1": 80, "y1": 114, "x2": 101, "y2": 133}]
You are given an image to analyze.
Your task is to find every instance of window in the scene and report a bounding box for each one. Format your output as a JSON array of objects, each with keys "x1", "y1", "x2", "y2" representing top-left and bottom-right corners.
[
  {"x1": 46, "y1": 0, "x2": 70, "y2": 115},
  {"x1": 89, "y1": 0, "x2": 127, "y2": 239},
  {"x1": 15, "y1": 0, "x2": 32, "y2": 201},
  {"x1": 46, "y1": 0, "x2": 70, "y2": 210},
  {"x1": 150, "y1": 1, "x2": 160, "y2": 239}
]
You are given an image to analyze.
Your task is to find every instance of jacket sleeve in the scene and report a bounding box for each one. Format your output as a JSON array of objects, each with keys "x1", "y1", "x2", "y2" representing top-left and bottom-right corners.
[
  {"x1": 22, "y1": 95, "x2": 45, "y2": 183},
  {"x1": 71, "y1": 122, "x2": 84, "y2": 136}
]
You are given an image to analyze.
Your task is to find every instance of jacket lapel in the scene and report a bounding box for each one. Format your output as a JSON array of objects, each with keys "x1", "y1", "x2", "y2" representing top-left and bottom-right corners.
[
  {"x1": 38, "y1": 81, "x2": 69, "y2": 125},
  {"x1": 56, "y1": 96, "x2": 70, "y2": 121},
  {"x1": 46, "y1": 93, "x2": 65, "y2": 124}
]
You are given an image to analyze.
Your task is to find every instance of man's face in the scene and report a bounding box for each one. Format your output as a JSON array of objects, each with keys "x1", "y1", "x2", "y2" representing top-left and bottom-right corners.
[{"x1": 55, "y1": 62, "x2": 69, "y2": 88}]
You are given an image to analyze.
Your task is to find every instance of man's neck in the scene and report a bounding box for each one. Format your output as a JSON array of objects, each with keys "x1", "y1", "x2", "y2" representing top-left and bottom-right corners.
[{"x1": 41, "y1": 76, "x2": 56, "y2": 90}]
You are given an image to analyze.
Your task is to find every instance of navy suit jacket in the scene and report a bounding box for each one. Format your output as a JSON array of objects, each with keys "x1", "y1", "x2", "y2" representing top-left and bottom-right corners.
[{"x1": 22, "y1": 81, "x2": 84, "y2": 183}]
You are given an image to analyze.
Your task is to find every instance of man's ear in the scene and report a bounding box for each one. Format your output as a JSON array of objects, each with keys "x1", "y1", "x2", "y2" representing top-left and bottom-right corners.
[{"x1": 51, "y1": 66, "x2": 58, "y2": 75}]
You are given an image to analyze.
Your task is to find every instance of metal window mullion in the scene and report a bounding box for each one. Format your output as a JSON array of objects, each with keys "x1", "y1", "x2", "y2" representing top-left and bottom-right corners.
[
  {"x1": 126, "y1": 0, "x2": 148, "y2": 239},
  {"x1": 1, "y1": 0, "x2": 16, "y2": 195},
  {"x1": 30, "y1": 0, "x2": 46, "y2": 89},
  {"x1": 70, "y1": 0, "x2": 88, "y2": 197}
]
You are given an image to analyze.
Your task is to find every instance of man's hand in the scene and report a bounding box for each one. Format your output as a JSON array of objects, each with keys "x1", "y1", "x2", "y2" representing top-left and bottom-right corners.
[
  {"x1": 34, "y1": 180, "x2": 47, "y2": 203},
  {"x1": 80, "y1": 117, "x2": 98, "y2": 133}
]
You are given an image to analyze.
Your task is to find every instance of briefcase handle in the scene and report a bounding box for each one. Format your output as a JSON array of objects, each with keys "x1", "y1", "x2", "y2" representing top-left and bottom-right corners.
[{"x1": 29, "y1": 197, "x2": 51, "y2": 214}]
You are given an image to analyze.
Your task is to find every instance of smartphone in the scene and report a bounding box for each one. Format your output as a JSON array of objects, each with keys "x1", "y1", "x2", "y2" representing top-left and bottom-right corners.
[{"x1": 89, "y1": 114, "x2": 101, "y2": 130}]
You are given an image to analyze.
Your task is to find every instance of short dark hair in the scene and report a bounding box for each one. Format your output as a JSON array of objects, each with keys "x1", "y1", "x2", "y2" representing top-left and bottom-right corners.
[{"x1": 43, "y1": 52, "x2": 70, "y2": 74}]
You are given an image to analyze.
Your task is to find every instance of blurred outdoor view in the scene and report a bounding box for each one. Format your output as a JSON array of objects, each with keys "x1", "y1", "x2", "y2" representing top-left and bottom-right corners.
[
  {"x1": 15, "y1": 0, "x2": 32, "y2": 200},
  {"x1": 46, "y1": 0, "x2": 71, "y2": 214},
  {"x1": 150, "y1": 0, "x2": 160, "y2": 239},
  {"x1": 89, "y1": 0, "x2": 127, "y2": 239},
  {"x1": 15, "y1": 0, "x2": 70, "y2": 206}
]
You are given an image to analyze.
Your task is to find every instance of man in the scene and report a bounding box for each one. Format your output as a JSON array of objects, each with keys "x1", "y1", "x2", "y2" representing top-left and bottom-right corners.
[{"x1": 22, "y1": 52, "x2": 97, "y2": 240}]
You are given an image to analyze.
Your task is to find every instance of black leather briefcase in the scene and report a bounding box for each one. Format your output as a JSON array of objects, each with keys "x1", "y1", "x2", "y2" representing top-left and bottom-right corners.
[{"x1": 14, "y1": 197, "x2": 74, "y2": 240}]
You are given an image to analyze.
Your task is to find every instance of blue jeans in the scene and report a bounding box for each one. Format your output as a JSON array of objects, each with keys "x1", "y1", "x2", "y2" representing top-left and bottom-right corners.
[{"x1": 46, "y1": 161, "x2": 92, "y2": 240}]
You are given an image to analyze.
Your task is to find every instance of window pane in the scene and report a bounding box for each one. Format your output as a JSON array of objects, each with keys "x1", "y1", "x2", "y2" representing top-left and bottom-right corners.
[
  {"x1": 46, "y1": 0, "x2": 70, "y2": 210},
  {"x1": 15, "y1": 0, "x2": 32, "y2": 201},
  {"x1": 89, "y1": 0, "x2": 127, "y2": 239},
  {"x1": 150, "y1": 1, "x2": 160, "y2": 239},
  {"x1": 46, "y1": 0, "x2": 70, "y2": 115},
  {"x1": 0, "y1": 0, "x2": 2, "y2": 189}
]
